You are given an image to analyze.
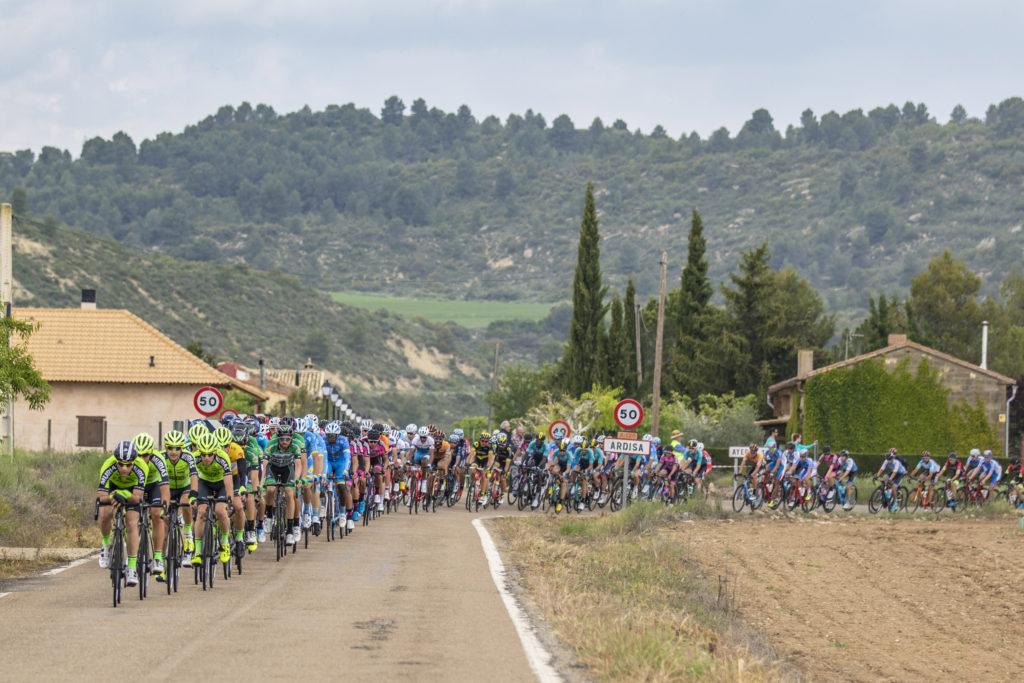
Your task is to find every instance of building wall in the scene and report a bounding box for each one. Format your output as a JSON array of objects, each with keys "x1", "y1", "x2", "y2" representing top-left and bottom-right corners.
[
  {"x1": 881, "y1": 348, "x2": 1008, "y2": 428},
  {"x1": 12, "y1": 382, "x2": 228, "y2": 452}
]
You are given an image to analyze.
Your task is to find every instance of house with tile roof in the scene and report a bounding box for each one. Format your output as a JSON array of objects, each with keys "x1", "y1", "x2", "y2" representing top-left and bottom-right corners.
[
  {"x1": 763, "y1": 334, "x2": 1014, "y2": 435},
  {"x1": 10, "y1": 304, "x2": 268, "y2": 452}
]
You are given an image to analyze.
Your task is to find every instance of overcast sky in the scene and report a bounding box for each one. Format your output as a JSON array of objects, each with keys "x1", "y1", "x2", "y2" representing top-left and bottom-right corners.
[{"x1": 2, "y1": 0, "x2": 1022, "y2": 155}]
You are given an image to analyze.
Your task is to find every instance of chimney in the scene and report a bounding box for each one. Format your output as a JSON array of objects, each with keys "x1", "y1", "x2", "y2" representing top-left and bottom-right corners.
[
  {"x1": 887, "y1": 333, "x2": 907, "y2": 347},
  {"x1": 81, "y1": 288, "x2": 97, "y2": 310},
  {"x1": 797, "y1": 349, "x2": 813, "y2": 378}
]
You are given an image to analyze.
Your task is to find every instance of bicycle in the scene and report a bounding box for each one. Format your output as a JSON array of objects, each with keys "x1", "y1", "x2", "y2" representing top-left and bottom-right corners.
[
  {"x1": 192, "y1": 496, "x2": 223, "y2": 591},
  {"x1": 163, "y1": 498, "x2": 185, "y2": 594},
  {"x1": 464, "y1": 465, "x2": 486, "y2": 512},
  {"x1": 908, "y1": 475, "x2": 942, "y2": 513},
  {"x1": 731, "y1": 474, "x2": 763, "y2": 513},
  {"x1": 834, "y1": 478, "x2": 859, "y2": 511},
  {"x1": 868, "y1": 477, "x2": 906, "y2": 513},
  {"x1": 95, "y1": 499, "x2": 127, "y2": 608},
  {"x1": 324, "y1": 475, "x2": 339, "y2": 542},
  {"x1": 406, "y1": 467, "x2": 424, "y2": 515}
]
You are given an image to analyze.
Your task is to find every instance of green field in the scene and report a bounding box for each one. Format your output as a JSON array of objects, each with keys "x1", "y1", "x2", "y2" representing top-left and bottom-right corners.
[{"x1": 330, "y1": 292, "x2": 558, "y2": 327}]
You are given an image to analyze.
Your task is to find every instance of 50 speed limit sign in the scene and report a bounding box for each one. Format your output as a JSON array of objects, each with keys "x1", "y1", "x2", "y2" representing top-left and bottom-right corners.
[
  {"x1": 193, "y1": 386, "x2": 224, "y2": 417},
  {"x1": 613, "y1": 398, "x2": 644, "y2": 430}
]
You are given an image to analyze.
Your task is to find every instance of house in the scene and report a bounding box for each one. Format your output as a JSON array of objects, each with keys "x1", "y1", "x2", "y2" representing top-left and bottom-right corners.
[
  {"x1": 763, "y1": 334, "x2": 1014, "y2": 434},
  {"x1": 10, "y1": 302, "x2": 268, "y2": 452}
]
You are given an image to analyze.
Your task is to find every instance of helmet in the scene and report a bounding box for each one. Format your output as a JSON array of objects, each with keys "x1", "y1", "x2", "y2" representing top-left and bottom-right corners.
[
  {"x1": 258, "y1": 424, "x2": 270, "y2": 435},
  {"x1": 559, "y1": 437, "x2": 570, "y2": 450},
  {"x1": 195, "y1": 432, "x2": 219, "y2": 454},
  {"x1": 983, "y1": 449, "x2": 993, "y2": 458},
  {"x1": 596, "y1": 435, "x2": 605, "y2": 444},
  {"x1": 405, "y1": 423, "x2": 418, "y2": 434},
  {"x1": 367, "y1": 428, "x2": 381, "y2": 442},
  {"x1": 888, "y1": 447, "x2": 898, "y2": 455},
  {"x1": 749, "y1": 443, "x2": 759, "y2": 452},
  {"x1": 479, "y1": 431, "x2": 491, "y2": 442},
  {"x1": 970, "y1": 448, "x2": 981, "y2": 457},
  {"x1": 277, "y1": 422, "x2": 294, "y2": 438},
  {"x1": 373, "y1": 422, "x2": 387, "y2": 433},
  {"x1": 948, "y1": 451, "x2": 959, "y2": 460},
  {"x1": 324, "y1": 422, "x2": 342, "y2": 435},
  {"x1": 163, "y1": 430, "x2": 187, "y2": 448},
  {"x1": 687, "y1": 439, "x2": 698, "y2": 448},
  {"x1": 786, "y1": 442, "x2": 796, "y2": 450},
  {"x1": 697, "y1": 442, "x2": 705, "y2": 451},
  {"x1": 452, "y1": 428, "x2": 464, "y2": 438},
  {"x1": 268, "y1": 416, "x2": 281, "y2": 427},
  {"x1": 885, "y1": 451, "x2": 895, "y2": 460},
  {"x1": 572, "y1": 435, "x2": 584, "y2": 445},
  {"x1": 921, "y1": 450, "x2": 931, "y2": 458},
  {"x1": 417, "y1": 426, "x2": 430, "y2": 438},
  {"x1": 652, "y1": 437, "x2": 661, "y2": 446},
  {"x1": 434, "y1": 429, "x2": 446, "y2": 442},
  {"x1": 132, "y1": 432, "x2": 155, "y2": 456},
  {"x1": 188, "y1": 422, "x2": 209, "y2": 444},
  {"x1": 496, "y1": 432, "x2": 508, "y2": 444},
  {"x1": 447, "y1": 433, "x2": 459, "y2": 444},
  {"x1": 839, "y1": 449, "x2": 849, "y2": 457},
  {"x1": 113, "y1": 440, "x2": 138, "y2": 463},
  {"x1": 822, "y1": 445, "x2": 832, "y2": 454},
  {"x1": 304, "y1": 413, "x2": 319, "y2": 428},
  {"x1": 213, "y1": 425, "x2": 232, "y2": 448},
  {"x1": 361, "y1": 419, "x2": 373, "y2": 432},
  {"x1": 1010, "y1": 456, "x2": 1021, "y2": 465},
  {"x1": 552, "y1": 428, "x2": 565, "y2": 439},
  {"x1": 524, "y1": 432, "x2": 535, "y2": 442},
  {"x1": 230, "y1": 422, "x2": 250, "y2": 443},
  {"x1": 642, "y1": 433, "x2": 652, "y2": 441}
]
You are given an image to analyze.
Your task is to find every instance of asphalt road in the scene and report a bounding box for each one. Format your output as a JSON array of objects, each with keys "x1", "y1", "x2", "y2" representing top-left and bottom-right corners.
[{"x1": 0, "y1": 508, "x2": 536, "y2": 682}]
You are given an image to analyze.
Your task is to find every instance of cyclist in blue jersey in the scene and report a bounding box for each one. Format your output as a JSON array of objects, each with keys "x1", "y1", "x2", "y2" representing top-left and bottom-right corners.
[
  {"x1": 322, "y1": 422, "x2": 353, "y2": 529},
  {"x1": 875, "y1": 449, "x2": 906, "y2": 512},
  {"x1": 836, "y1": 450, "x2": 858, "y2": 510},
  {"x1": 547, "y1": 437, "x2": 573, "y2": 512},
  {"x1": 909, "y1": 450, "x2": 941, "y2": 508},
  {"x1": 300, "y1": 416, "x2": 326, "y2": 530},
  {"x1": 964, "y1": 448, "x2": 984, "y2": 475},
  {"x1": 787, "y1": 449, "x2": 815, "y2": 503},
  {"x1": 973, "y1": 450, "x2": 1002, "y2": 499}
]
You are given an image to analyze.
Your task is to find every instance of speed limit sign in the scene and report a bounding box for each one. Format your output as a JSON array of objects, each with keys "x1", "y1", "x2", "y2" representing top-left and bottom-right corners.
[
  {"x1": 613, "y1": 398, "x2": 644, "y2": 430},
  {"x1": 193, "y1": 386, "x2": 224, "y2": 417}
]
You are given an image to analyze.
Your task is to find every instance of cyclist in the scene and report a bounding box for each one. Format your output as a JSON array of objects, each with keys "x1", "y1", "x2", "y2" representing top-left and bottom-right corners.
[
  {"x1": 262, "y1": 421, "x2": 305, "y2": 546},
  {"x1": 407, "y1": 425, "x2": 434, "y2": 506},
  {"x1": 300, "y1": 416, "x2": 325, "y2": 531},
  {"x1": 160, "y1": 430, "x2": 199, "y2": 563},
  {"x1": 652, "y1": 439, "x2": 679, "y2": 501},
  {"x1": 875, "y1": 449, "x2": 907, "y2": 512},
  {"x1": 546, "y1": 437, "x2": 572, "y2": 512},
  {"x1": 591, "y1": 436, "x2": 609, "y2": 504},
  {"x1": 132, "y1": 432, "x2": 170, "y2": 580},
  {"x1": 468, "y1": 431, "x2": 495, "y2": 506},
  {"x1": 229, "y1": 422, "x2": 259, "y2": 551},
  {"x1": 680, "y1": 439, "x2": 710, "y2": 495},
  {"x1": 975, "y1": 450, "x2": 1002, "y2": 499},
  {"x1": 909, "y1": 450, "x2": 940, "y2": 508},
  {"x1": 365, "y1": 427, "x2": 388, "y2": 512},
  {"x1": 213, "y1": 424, "x2": 247, "y2": 555},
  {"x1": 97, "y1": 440, "x2": 147, "y2": 587},
  {"x1": 491, "y1": 432, "x2": 514, "y2": 500},
  {"x1": 786, "y1": 449, "x2": 815, "y2": 503},
  {"x1": 323, "y1": 422, "x2": 354, "y2": 530},
  {"x1": 836, "y1": 450, "x2": 858, "y2": 510},
  {"x1": 190, "y1": 432, "x2": 235, "y2": 566},
  {"x1": 447, "y1": 428, "x2": 470, "y2": 486},
  {"x1": 964, "y1": 448, "x2": 984, "y2": 475},
  {"x1": 739, "y1": 443, "x2": 763, "y2": 478}
]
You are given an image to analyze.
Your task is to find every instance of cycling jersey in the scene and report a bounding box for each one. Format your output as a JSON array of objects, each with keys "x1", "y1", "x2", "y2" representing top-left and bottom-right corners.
[
  {"x1": 161, "y1": 450, "x2": 198, "y2": 490},
  {"x1": 882, "y1": 458, "x2": 906, "y2": 475},
  {"x1": 263, "y1": 436, "x2": 303, "y2": 469},
  {"x1": 549, "y1": 448, "x2": 571, "y2": 469},
  {"x1": 98, "y1": 456, "x2": 147, "y2": 493},
  {"x1": 471, "y1": 439, "x2": 492, "y2": 466},
  {"x1": 838, "y1": 457, "x2": 857, "y2": 476},
  {"x1": 141, "y1": 453, "x2": 169, "y2": 487},
  {"x1": 244, "y1": 437, "x2": 263, "y2": 468},
  {"x1": 979, "y1": 460, "x2": 1002, "y2": 482},
  {"x1": 943, "y1": 459, "x2": 964, "y2": 478},
  {"x1": 792, "y1": 456, "x2": 813, "y2": 478},
  {"x1": 656, "y1": 452, "x2": 676, "y2": 471},
  {"x1": 410, "y1": 435, "x2": 434, "y2": 465},
  {"x1": 916, "y1": 459, "x2": 940, "y2": 475},
  {"x1": 818, "y1": 453, "x2": 839, "y2": 473},
  {"x1": 493, "y1": 443, "x2": 513, "y2": 465},
  {"x1": 433, "y1": 439, "x2": 451, "y2": 462},
  {"x1": 225, "y1": 442, "x2": 245, "y2": 474},
  {"x1": 194, "y1": 451, "x2": 231, "y2": 483},
  {"x1": 323, "y1": 435, "x2": 352, "y2": 480},
  {"x1": 964, "y1": 455, "x2": 983, "y2": 472},
  {"x1": 525, "y1": 439, "x2": 547, "y2": 466}
]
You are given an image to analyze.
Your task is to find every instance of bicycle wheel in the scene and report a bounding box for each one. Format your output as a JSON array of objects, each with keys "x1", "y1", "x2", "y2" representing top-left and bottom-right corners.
[
  {"x1": 821, "y1": 485, "x2": 837, "y2": 513},
  {"x1": 508, "y1": 473, "x2": 521, "y2": 506},
  {"x1": 897, "y1": 486, "x2": 909, "y2": 511},
  {"x1": 111, "y1": 530, "x2": 124, "y2": 608},
  {"x1": 868, "y1": 486, "x2": 884, "y2": 514},
  {"x1": 138, "y1": 522, "x2": 149, "y2": 601},
  {"x1": 732, "y1": 486, "x2": 747, "y2": 513}
]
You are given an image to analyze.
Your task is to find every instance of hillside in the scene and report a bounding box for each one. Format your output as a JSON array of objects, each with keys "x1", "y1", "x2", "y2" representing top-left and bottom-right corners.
[
  {"x1": 7, "y1": 215, "x2": 508, "y2": 424},
  {"x1": 4, "y1": 97, "x2": 1024, "y2": 316}
]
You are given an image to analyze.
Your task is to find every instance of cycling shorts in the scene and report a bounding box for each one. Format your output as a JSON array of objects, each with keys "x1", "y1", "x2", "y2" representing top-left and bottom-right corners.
[
  {"x1": 170, "y1": 486, "x2": 189, "y2": 501},
  {"x1": 143, "y1": 482, "x2": 164, "y2": 506},
  {"x1": 233, "y1": 459, "x2": 250, "y2": 492},
  {"x1": 264, "y1": 463, "x2": 295, "y2": 487},
  {"x1": 413, "y1": 451, "x2": 432, "y2": 466},
  {"x1": 324, "y1": 459, "x2": 350, "y2": 482},
  {"x1": 472, "y1": 454, "x2": 490, "y2": 468},
  {"x1": 196, "y1": 478, "x2": 228, "y2": 502},
  {"x1": 891, "y1": 472, "x2": 905, "y2": 486}
]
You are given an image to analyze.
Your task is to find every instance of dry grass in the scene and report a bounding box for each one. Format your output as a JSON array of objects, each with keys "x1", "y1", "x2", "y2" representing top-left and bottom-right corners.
[
  {"x1": 0, "y1": 557, "x2": 55, "y2": 579},
  {"x1": 494, "y1": 503, "x2": 792, "y2": 682},
  {"x1": 0, "y1": 448, "x2": 106, "y2": 547}
]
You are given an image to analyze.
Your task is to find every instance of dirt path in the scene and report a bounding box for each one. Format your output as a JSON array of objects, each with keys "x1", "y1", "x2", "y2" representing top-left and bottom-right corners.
[
  {"x1": 680, "y1": 515, "x2": 1024, "y2": 681},
  {"x1": 0, "y1": 510, "x2": 535, "y2": 682}
]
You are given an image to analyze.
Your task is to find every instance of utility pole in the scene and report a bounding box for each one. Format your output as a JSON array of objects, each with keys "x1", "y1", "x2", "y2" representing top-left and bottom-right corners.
[
  {"x1": 1, "y1": 203, "x2": 13, "y2": 459},
  {"x1": 633, "y1": 291, "x2": 642, "y2": 390},
  {"x1": 651, "y1": 252, "x2": 667, "y2": 436},
  {"x1": 487, "y1": 341, "x2": 500, "y2": 432}
]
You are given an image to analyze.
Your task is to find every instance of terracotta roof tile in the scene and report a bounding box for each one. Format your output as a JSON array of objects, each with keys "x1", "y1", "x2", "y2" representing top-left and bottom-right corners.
[{"x1": 13, "y1": 308, "x2": 267, "y2": 400}]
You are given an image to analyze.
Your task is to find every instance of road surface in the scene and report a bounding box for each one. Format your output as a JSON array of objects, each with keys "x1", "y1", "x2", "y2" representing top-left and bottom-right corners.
[{"x1": 0, "y1": 509, "x2": 537, "y2": 682}]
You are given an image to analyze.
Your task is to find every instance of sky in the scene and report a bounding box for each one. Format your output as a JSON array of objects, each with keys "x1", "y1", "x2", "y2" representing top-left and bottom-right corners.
[{"x1": 2, "y1": 0, "x2": 1022, "y2": 155}]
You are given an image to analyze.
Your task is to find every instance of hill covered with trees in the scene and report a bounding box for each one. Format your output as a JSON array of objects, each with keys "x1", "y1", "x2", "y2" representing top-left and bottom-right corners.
[{"x1": 5, "y1": 96, "x2": 1024, "y2": 320}]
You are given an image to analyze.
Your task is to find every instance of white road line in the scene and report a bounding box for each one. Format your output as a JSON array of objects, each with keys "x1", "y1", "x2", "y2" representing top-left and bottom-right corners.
[
  {"x1": 472, "y1": 518, "x2": 562, "y2": 683},
  {"x1": 0, "y1": 592, "x2": 10, "y2": 600},
  {"x1": 40, "y1": 556, "x2": 92, "y2": 576}
]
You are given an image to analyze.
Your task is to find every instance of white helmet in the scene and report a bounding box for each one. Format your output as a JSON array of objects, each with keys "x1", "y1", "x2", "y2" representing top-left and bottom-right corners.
[
  {"x1": 417, "y1": 426, "x2": 430, "y2": 438},
  {"x1": 970, "y1": 448, "x2": 981, "y2": 457},
  {"x1": 324, "y1": 422, "x2": 341, "y2": 435},
  {"x1": 405, "y1": 423, "x2": 418, "y2": 434},
  {"x1": 641, "y1": 433, "x2": 652, "y2": 441},
  {"x1": 360, "y1": 419, "x2": 373, "y2": 432},
  {"x1": 572, "y1": 434, "x2": 584, "y2": 445},
  {"x1": 697, "y1": 442, "x2": 705, "y2": 451}
]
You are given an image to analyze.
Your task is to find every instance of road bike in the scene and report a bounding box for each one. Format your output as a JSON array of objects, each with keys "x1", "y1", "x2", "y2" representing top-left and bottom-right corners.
[
  {"x1": 731, "y1": 474, "x2": 763, "y2": 513},
  {"x1": 95, "y1": 499, "x2": 127, "y2": 608},
  {"x1": 868, "y1": 477, "x2": 907, "y2": 513},
  {"x1": 163, "y1": 498, "x2": 185, "y2": 594},
  {"x1": 908, "y1": 475, "x2": 943, "y2": 513}
]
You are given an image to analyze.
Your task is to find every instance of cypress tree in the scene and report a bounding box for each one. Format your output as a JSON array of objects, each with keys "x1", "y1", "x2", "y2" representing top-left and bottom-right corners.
[
  {"x1": 608, "y1": 294, "x2": 625, "y2": 389},
  {"x1": 621, "y1": 277, "x2": 639, "y2": 395},
  {"x1": 563, "y1": 182, "x2": 608, "y2": 395},
  {"x1": 678, "y1": 209, "x2": 712, "y2": 338}
]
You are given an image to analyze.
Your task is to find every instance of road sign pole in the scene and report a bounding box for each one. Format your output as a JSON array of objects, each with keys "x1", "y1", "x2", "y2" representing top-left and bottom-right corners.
[{"x1": 622, "y1": 450, "x2": 629, "y2": 508}]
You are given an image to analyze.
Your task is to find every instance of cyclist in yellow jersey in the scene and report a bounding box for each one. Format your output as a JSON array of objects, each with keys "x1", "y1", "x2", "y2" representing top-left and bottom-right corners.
[
  {"x1": 97, "y1": 440, "x2": 147, "y2": 586},
  {"x1": 191, "y1": 432, "x2": 235, "y2": 565},
  {"x1": 214, "y1": 425, "x2": 248, "y2": 555}
]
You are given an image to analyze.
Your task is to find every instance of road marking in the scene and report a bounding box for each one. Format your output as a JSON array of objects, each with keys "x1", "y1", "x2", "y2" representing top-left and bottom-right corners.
[
  {"x1": 0, "y1": 592, "x2": 9, "y2": 600},
  {"x1": 472, "y1": 518, "x2": 562, "y2": 683},
  {"x1": 40, "y1": 556, "x2": 92, "y2": 576}
]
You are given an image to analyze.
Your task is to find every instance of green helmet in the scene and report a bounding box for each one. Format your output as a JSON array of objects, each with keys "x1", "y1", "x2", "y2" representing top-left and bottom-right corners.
[
  {"x1": 132, "y1": 432, "x2": 156, "y2": 456},
  {"x1": 195, "y1": 432, "x2": 220, "y2": 455},
  {"x1": 163, "y1": 430, "x2": 187, "y2": 448},
  {"x1": 213, "y1": 426, "x2": 232, "y2": 448}
]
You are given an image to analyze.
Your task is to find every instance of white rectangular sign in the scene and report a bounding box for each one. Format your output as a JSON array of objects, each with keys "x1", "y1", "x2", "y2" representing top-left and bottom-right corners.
[
  {"x1": 604, "y1": 438, "x2": 650, "y2": 455},
  {"x1": 728, "y1": 446, "x2": 747, "y2": 459}
]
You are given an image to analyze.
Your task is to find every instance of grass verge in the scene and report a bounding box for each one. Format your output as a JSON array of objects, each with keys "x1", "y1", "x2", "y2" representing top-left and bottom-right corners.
[
  {"x1": 493, "y1": 502, "x2": 787, "y2": 682},
  {"x1": 0, "y1": 557, "x2": 56, "y2": 580},
  {"x1": 0, "y1": 448, "x2": 106, "y2": 548}
]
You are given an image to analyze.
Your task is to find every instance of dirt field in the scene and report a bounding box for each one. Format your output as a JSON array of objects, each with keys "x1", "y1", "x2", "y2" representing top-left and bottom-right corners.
[{"x1": 680, "y1": 515, "x2": 1024, "y2": 681}]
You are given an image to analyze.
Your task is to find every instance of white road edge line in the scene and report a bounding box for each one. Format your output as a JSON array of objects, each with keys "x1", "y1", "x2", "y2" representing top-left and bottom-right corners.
[
  {"x1": 472, "y1": 518, "x2": 562, "y2": 683},
  {"x1": 41, "y1": 556, "x2": 93, "y2": 576},
  {"x1": 0, "y1": 592, "x2": 10, "y2": 600}
]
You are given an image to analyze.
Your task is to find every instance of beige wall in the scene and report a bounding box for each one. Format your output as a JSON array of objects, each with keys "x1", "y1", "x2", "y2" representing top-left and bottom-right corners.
[{"x1": 12, "y1": 382, "x2": 232, "y2": 452}]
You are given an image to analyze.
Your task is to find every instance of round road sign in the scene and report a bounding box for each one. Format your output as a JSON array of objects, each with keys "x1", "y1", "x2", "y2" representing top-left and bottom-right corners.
[
  {"x1": 194, "y1": 386, "x2": 224, "y2": 417},
  {"x1": 548, "y1": 420, "x2": 572, "y2": 440},
  {"x1": 613, "y1": 398, "x2": 644, "y2": 430},
  {"x1": 219, "y1": 408, "x2": 239, "y2": 421}
]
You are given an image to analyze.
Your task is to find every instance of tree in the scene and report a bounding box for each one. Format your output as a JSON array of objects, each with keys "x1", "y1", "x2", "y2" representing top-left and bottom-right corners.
[
  {"x1": 381, "y1": 96, "x2": 405, "y2": 126},
  {"x1": 800, "y1": 108, "x2": 820, "y2": 142},
  {"x1": 909, "y1": 250, "x2": 985, "y2": 360},
  {"x1": 0, "y1": 317, "x2": 51, "y2": 412},
  {"x1": 677, "y1": 210, "x2": 712, "y2": 339},
  {"x1": 621, "y1": 277, "x2": 639, "y2": 395},
  {"x1": 484, "y1": 363, "x2": 555, "y2": 423},
  {"x1": 186, "y1": 339, "x2": 216, "y2": 366},
  {"x1": 607, "y1": 294, "x2": 625, "y2": 389},
  {"x1": 562, "y1": 182, "x2": 608, "y2": 395},
  {"x1": 950, "y1": 104, "x2": 967, "y2": 125},
  {"x1": 10, "y1": 187, "x2": 27, "y2": 215},
  {"x1": 549, "y1": 114, "x2": 577, "y2": 152},
  {"x1": 303, "y1": 329, "x2": 331, "y2": 365},
  {"x1": 721, "y1": 243, "x2": 776, "y2": 397}
]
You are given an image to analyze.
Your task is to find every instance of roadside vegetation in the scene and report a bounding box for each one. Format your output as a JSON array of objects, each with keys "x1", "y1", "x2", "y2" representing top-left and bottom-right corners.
[
  {"x1": 0, "y1": 448, "x2": 104, "y2": 548},
  {"x1": 331, "y1": 291, "x2": 558, "y2": 327},
  {"x1": 493, "y1": 502, "x2": 787, "y2": 682}
]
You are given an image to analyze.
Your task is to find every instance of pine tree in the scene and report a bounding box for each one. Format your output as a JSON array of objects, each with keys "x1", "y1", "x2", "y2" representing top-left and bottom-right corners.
[
  {"x1": 677, "y1": 210, "x2": 712, "y2": 338},
  {"x1": 563, "y1": 182, "x2": 608, "y2": 395},
  {"x1": 621, "y1": 277, "x2": 639, "y2": 395},
  {"x1": 721, "y1": 243, "x2": 776, "y2": 396}
]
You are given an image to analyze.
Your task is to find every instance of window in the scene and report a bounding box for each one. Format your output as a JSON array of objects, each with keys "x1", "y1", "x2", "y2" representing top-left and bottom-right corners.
[{"x1": 77, "y1": 416, "x2": 106, "y2": 448}]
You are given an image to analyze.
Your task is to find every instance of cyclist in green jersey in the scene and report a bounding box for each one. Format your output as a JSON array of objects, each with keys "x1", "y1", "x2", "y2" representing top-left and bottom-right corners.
[
  {"x1": 261, "y1": 421, "x2": 305, "y2": 545},
  {"x1": 190, "y1": 432, "x2": 235, "y2": 566},
  {"x1": 133, "y1": 432, "x2": 170, "y2": 579},
  {"x1": 97, "y1": 440, "x2": 147, "y2": 586},
  {"x1": 244, "y1": 426, "x2": 267, "y2": 543},
  {"x1": 160, "y1": 430, "x2": 199, "y2": 561}
]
